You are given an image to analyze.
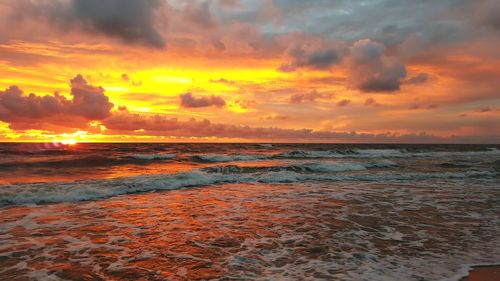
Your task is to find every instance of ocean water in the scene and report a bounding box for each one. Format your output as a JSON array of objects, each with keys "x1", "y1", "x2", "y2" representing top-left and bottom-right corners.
[{"x1": 0, "y1": 143, "x2": 499, "y2": 280}]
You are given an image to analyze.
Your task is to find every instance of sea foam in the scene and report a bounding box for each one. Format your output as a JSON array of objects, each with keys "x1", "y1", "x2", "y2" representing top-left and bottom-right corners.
[
  {"x1": 131, "y1": 153, "x2": 177, "y2": 160},
  {"x1": 0, "y1": 161, "x2": 496, "y2": 205}
]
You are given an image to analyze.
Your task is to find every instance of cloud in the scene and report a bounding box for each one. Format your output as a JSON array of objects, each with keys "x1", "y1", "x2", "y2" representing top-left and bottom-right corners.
[
  {"x1": 184, "y1": 1, "x2": 216, "y2": 29},
  {"x1": 474, "y1": 0, "x2": 500, "y2": 31},
  {"x1": 1, "y1": 76, "x2": 498, "y2": 143},
  {"x1": 0, "y1": 75, "x2": 113, "y2": 128},
  {"x1": 289, "y1": 90, "x2": 333, "y2": 103},
  {"x1": 264, "y1": 114, "x2": 288, "y2": 120},
  {"x1": 364, "y1": 97, "x2": 378, "y2": 106},
  {"x1": 210, "y1": 78, "x2": 236, "y2": 85},
  {"x1": 1, "y1": 0, "x2": 167, "y2": 48},
  {"x1": 101, "y1": 111, "x2": 500, "y2": 144},
  {"x1": 69, "y1": 74, "x2": 114, "y2": 119},
  {"x1": 408, "y1": 103, "x2": 437, "y2": 110},
  {"x1": 404, "y1": 73, "x2": 428, "y2": 84},
  {"x1": 347, "y1": 39, "x2": 406, "y2": 92},
  {"x1": 475, "y1": 106, "x2": 492, "y2": 113},
  {"x1": 336, "y1": 99, "x2": 351, "y2": 107},
  {"x1": 0, "y1": 86, "x2": 69, "y2": 122},
  {"x1": 278, "y1": 44, "x2": 340, "y2": 72},
  {"x1": 71, "y1": 0, "x2": 167, "y2": 47},
  {"x1": 102, "y1": 112, "x2": 181, "y2": 132},
  {"x1": 179, "y1": 92, "x2": 226, "y2": 108}
]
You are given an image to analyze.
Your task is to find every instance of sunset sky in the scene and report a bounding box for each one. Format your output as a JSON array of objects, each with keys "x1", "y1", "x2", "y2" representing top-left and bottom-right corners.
[{"x1": 0, "y1": 0, "x2": 499, "y2": 143}]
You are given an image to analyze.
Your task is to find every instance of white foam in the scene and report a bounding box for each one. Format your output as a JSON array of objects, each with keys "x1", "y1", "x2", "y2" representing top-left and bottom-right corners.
[
  {"x1": 0, "y1": 171, "x2": 219, "y2": 205},
  {"x1": 194, "y1": 154, "x2": 269, "y2": 162},
  {"x1": 278, "y1": 148, "x2": 500, "y2": 159},
  {"x1": 131, "y1": 153, "x2": 176, "y2": 160},
  {"x1": 0, "y1": 163, "x2": 496, "y2": 205},
  {"x1": 257, "y1": 144, "x2": 273, "y2": 147},
  {"x1": 297, "y1": 159, "x2": 397, "y2": 172},
  {"x1": 278, "y1": 149, "x2": 406, "y2": 159},
  {"x1": 186, "y1": 148, "x2": 500, "y2": 164}
]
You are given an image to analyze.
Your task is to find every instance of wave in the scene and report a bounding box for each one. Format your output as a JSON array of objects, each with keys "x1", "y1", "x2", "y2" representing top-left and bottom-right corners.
[
  {"x1": 201, "y1": 160, "x2": 397, "y2": 174},
  {"x1": 439, "y1": 162, "x2": 471, "y2": 168},
  {"x1": 0, "y1": 153, "x2": 178, "y2": 168},
  {"x1": 0, "y1": 155, "x2": 126, "y2": 168},
  {"x1": 191, "y1": 154, "x2": 270, "y2": 162},
  {"x1": 188, "y1": 148, "x2": 500, "y2": 163},
  {"x1": 131, "y1": 153, "x2": 176, "y2": 160},
  {"x1": 278, "y1": 148, "x2": 500, "y2": 159},
  {"x1": 492, "y1": 160, "x2": 500, "y2": 171},
  {"x1": 257, "y1": 143, "x2": 273, "y2": 147},
  {"x1": 1, "y1": 165, "x2": 496, "y2": 205},
  {"x1": 187, "y1": 150, "x2": 403, "y2": 163},
  {"x1": 3, "y1": 148, "x2": 499, "y2": 168}
]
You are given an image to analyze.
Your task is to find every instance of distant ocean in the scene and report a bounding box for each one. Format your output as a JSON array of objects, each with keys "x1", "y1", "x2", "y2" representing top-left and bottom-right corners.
[{"x1": 1, "y1": 143, "x2": 499, "y2": 280}]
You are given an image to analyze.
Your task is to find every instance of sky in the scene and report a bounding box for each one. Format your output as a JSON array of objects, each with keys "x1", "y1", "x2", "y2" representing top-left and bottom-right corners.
[{"x1": 0, "y1": 0, "x2": 499, "y2": 143}]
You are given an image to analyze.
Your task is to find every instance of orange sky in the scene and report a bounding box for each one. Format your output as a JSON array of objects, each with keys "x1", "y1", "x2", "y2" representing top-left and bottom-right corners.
[{"x1": 0, "y1": 0, "x2": 499, "y2": 143}]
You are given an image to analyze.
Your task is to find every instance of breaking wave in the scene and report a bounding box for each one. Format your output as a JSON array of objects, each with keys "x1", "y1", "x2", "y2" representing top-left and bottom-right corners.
[
  {"x1": 0, "y1": 162, "x2": 496, "y2": 205},
  {"x1": 191, "y1": 154, "x2": 270, "y2": 162},
  {"x1": 201, "y1": 159, "x2": 397, "y2": 174},
  {"x1": 277, "y1": 148, "x2": 500, "y2": 159},
  {"x1": 188, "y1": 148, "x2": 500, "y2": 163},
  {"x1": 131, "y1": 153, "x2": 176, "y2": 160}
]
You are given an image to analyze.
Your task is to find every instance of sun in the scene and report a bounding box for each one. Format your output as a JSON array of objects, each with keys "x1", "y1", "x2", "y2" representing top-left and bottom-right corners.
[{"x1": 61, "y1": 139, "x2": 77, "y2": 145}]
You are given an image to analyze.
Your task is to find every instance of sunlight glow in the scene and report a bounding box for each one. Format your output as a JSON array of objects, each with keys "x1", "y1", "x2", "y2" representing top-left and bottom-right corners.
[{"x1": 60, "y1": 139, "x2": 77, "y2": 145}]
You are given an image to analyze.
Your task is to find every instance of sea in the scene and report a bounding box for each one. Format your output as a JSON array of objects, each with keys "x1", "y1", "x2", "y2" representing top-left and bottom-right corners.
[{"x1": 0, "y1": 143, "x2": 499, "y2": 280}]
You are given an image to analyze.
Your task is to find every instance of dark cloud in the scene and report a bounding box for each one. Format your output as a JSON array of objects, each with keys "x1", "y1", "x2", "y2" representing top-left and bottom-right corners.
[
  {"x1": 364, "y1": 97, "x2": 377, "y2": 106},
  {"x1": 336, "y1": 99, "x2": 351, "y2": 107},
  {"x1": 347, "y1": 39, "x2": 406, "y2": 92},
  {"x1": 1, "y1": 0, "x2": 167, "y2": 48},
  {"x1": 185, "y1": 1, "x2": 216, "y2": 28},
  {"x1": 278, "y1": 45, "x2": 340, "y2": 72},
  {"x1": 70, "y1": 0, "x2": 166, "y2": 48},
  {"x1": 408, "y1": 103, "x2": 437, "y2": 110},
  {"x1": 0, "y1": 86, "x2": 69, "y2": 122},
  {"x1": 404, "y1": 73, "x2": 429, "y2": 84},
  {"x1": 70, "y1": 74, "x2": 114, "y2": 119},
  {"x1": 179, "y1": 92, "x2": 226, "y2": 108},
  {"x1": 0, "y1": 75, "x2": 113, "y2": 127},
  {"x1": 212, "y1": 39, "x2": 226, "y2": 51},
  {"x1": 475, "y1": 106, "x2": 492, "y2": 113},
  {"x1": 219, "y1": 0, "x2": 240, "y2": 8},
  {"x1": 289, "y1": 90, "x2": 333, "y2": 103},
  {"x1": 474, "y1": 0, "x2": 500, "y2": 31},
  {"x1": 210, "y1": 78, "x2": 236, "y2": 85}
]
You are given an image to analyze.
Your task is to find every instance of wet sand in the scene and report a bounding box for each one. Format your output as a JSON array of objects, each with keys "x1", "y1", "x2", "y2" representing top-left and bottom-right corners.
[
  {"x1": 1, "y1": 181, "x2": 499, "y2": 280},
  {"x1": 462, "y1": 265, "x2": 500, "y2": 281}
]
